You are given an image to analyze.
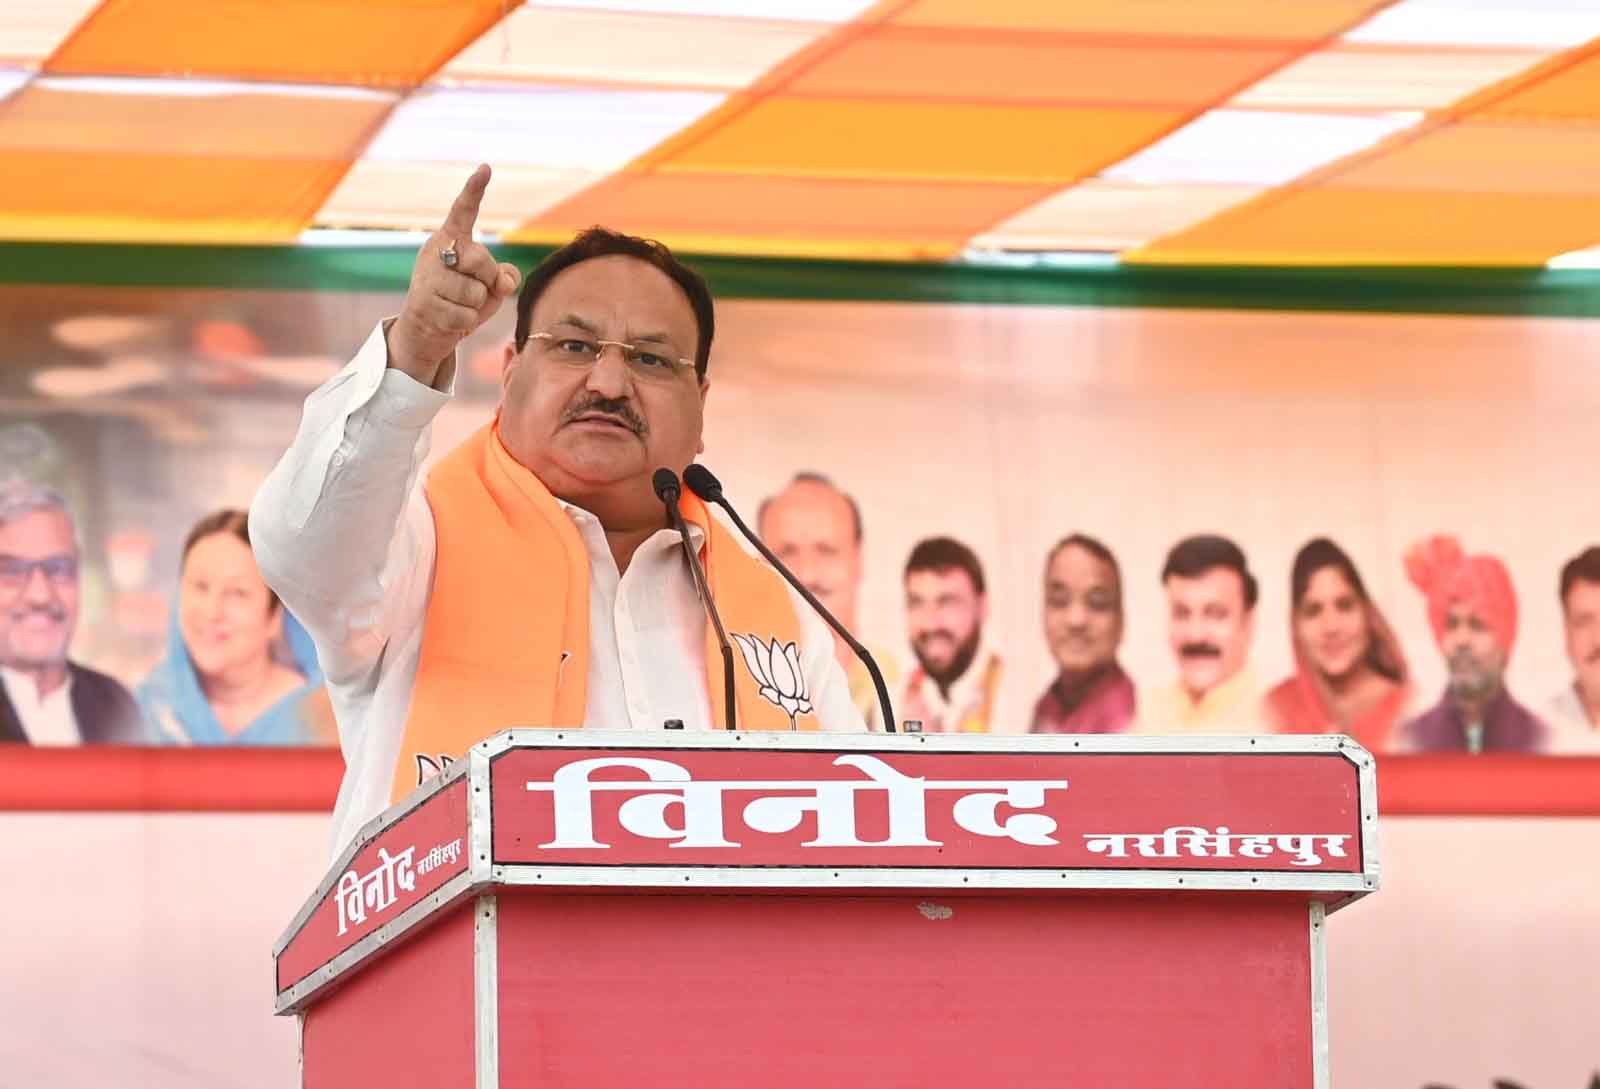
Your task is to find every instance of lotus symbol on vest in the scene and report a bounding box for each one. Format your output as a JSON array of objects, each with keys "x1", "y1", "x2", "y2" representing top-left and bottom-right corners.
[{"x1": 732, "y1": 633, "x2": 814, "y2": 728}]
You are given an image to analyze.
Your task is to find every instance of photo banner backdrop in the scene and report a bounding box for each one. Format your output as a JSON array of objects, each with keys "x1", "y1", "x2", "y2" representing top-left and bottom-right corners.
[{"x1": 2, "y1": 280, "x2": 1599, "y2": 761}]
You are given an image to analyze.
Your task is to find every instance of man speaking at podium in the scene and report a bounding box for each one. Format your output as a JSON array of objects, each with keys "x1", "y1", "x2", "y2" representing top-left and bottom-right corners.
[{"x1": 251, "y1": 166, "x2": 864, "y2": 854}]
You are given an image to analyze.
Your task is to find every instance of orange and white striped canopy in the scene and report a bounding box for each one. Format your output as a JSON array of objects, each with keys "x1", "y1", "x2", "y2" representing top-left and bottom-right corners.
[{"x1": 2, "y1": 0, "x2": 1597, "y2": 265}]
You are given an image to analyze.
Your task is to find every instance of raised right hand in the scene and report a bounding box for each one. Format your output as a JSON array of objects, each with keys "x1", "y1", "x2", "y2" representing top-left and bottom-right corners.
[{"x1": 385, "y1": 164, "x2": 523, "y2": 383}]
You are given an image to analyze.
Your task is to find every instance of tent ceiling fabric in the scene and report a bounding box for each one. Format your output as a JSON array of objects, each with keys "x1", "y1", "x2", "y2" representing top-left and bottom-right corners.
[
  {"x1": 0, "y1": 0, "x2": 1596, "y2": 264},
  {"x1": 1128, "y1": 39, "x2": 1600, "y2": 264}
]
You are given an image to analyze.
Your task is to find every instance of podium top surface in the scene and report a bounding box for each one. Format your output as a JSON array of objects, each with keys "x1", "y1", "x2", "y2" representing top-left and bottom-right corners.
[{"x1": 273, "y1": 730, "x2": 1377, "y2": 1012}]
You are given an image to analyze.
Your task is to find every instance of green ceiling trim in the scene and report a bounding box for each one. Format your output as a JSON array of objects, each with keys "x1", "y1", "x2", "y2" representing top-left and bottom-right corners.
[{"x1": 2, "y1": 242, "x2": 1597, "y2": 318}]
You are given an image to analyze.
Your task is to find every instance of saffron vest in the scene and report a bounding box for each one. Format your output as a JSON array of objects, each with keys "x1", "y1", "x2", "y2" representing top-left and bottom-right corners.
[{"x1": 391, "y1": 425, "x2": 814, "y2": 802}]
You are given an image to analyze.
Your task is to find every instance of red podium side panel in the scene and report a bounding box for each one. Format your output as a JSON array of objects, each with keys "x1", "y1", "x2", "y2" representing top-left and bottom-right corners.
[
  {"x1": 302, "y1": 903, "x2": 477, "y2": 1089},
  {"x1": 493, "y1": 892, "x2": 1313, "y2": 1089}
]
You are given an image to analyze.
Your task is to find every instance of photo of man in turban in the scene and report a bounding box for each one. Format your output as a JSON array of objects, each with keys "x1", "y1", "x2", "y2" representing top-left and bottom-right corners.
[{"x1": 1397, "y1": 535, "x2": 1550, "y2": 753}]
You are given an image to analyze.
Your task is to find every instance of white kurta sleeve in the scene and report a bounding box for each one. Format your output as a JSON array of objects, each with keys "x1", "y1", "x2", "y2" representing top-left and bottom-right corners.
[{"x1": 249, "y1": 319, "x2": 451, "y2": 711}]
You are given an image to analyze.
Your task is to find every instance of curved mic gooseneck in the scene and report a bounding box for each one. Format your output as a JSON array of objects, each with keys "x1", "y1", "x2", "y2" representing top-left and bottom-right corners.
[
  {"x1": 653, "y1": 468, "x2": 737, "y2": 732},
  {"x1": 681, "y1": 463, "x2": 897, "y2": 734}
]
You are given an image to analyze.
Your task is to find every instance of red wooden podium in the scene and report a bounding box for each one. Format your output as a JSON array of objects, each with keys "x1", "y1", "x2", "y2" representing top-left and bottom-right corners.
[{"x1": 274, "y1": 731, "x2": 1378, "y2": 1088}]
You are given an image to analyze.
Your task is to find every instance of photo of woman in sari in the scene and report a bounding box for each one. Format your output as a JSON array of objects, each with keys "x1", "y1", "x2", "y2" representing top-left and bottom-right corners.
[
  {"x1": 1264, "y1": 537, "x2": 1410, "y2": 751},
  {"x1": 136, "y1": 509, "x2": 327, "y2": 745}
]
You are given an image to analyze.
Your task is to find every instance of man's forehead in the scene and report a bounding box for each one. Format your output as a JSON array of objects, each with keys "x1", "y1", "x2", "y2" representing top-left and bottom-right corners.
[
  {"x1": 1049, "y1": 546, "x2": 1116, "y2": 586},
  {"x1": 533, "y1": 256, "x2": 696, "y2": 342},
  {"x1": 766, "y1": 483, "x2": 852, "y2": 533},
  {"x1": 1444, "y1": 597, "x2": 1490, "y2": 623},
  {"x1": 1565, "y1": 579, "x2": 1600, "y2": 610},
  {"x1": 0, "y1": 508, "x2": 76, "y2": 549},
  {"x1": 1165, "y1": 567, "x2": 1244, "y2": 603},
  {"x1": 908, "y1": 566, "x2": 978, "y2": 596}
]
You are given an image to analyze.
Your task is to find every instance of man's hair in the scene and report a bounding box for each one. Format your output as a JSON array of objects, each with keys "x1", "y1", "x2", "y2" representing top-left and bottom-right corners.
[
  {"x1": 905, "y1": 536, "x2": 986, "y2": 596},
  {"x1": 1559, "y1": 545, "x2": 1600, "y2": 609},
  {"x1": 0, "y1": 479, "x2": 74, "y2": 537},
  {"x1": 1044, "y1": 533, "x2": 1122, "y2": 602},
  {"x1": 512, "y1": 226, "x2": 715, "y2": 380},
  {"x1": 182, "y1": 508, "x2": 279, "y2": 614},
  {"x1": 1162, "y1": 533, "x2": 1258, "y2": 610},
  {"x1": 757, "y1": 472, "x2": 863, "y2": 543}
]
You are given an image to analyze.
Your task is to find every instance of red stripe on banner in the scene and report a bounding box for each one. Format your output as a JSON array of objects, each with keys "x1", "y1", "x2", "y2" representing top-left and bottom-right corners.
[
  {"x1": 0, "y1": 749, "x2": 1596, "y2": 816},
  {"x1": 0, "y1": 747, "x2": 344, "y2": 812},
  {"x1": 1376, "y1": 754, "x2": 1600, "y2": 817}
]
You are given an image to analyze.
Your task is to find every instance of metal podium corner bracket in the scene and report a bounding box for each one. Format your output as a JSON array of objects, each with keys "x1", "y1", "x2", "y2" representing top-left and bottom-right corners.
[
  {"x1": 468, "y1": 747, "x2": 495, "y2": 887},
  {"x1": 1310, "y1": 901, "x2": 1329, "y2": 1089},
  {"x1": 475, "y1": 895, "x2": 500, "y2": 1089},
  {"x1": 1335, "y1": 736, "x2": 1383, "y2": 913}
]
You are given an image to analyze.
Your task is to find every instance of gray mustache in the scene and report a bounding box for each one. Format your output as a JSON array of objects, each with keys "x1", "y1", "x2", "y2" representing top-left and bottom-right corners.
[
  {"x1": 562, "y1": 395, "x2": 644, "y2": 435},
  {"x1": 6, "y1": 606, "x2": 67, "y2": 622}
]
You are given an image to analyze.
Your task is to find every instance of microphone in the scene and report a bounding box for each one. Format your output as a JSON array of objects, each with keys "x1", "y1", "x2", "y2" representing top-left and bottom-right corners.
[
  {"x1": 653, "y1": 468, "x2": 737, "y2": 732},
  {"x1": 681, "y1": 463, "x2": 897, "y2": 734}
]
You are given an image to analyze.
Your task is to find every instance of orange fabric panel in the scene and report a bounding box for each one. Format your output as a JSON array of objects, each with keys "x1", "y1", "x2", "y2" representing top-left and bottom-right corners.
[
  {"x1": 785, "y1": 24, "x2": 1303, "y2": 106},
  {"x1": 1474, "y1": 48, "x2": 1600, "y2": 124},
  {"x1": 892, "y1": 0, "x2": 1388, "y2": 40},
  {"x1": 0, "y1": 81, "x2": 388, "y2": 158},
  {"x1": 1125, "y1": 187, "x2": 1600, "y2": 265},
  {"x1": 0, "y1": 151, "x2": 364, "y2": 241},
  {"x1": 0, "y1": 83, "x2": 388, "y2": 241},
  {"x1": 579, "y1": 0, "x2": 1388, "y2": 260},
  {"x1": 659, "y1": 97, "x2": 1185, "y2": 183},
  {"x1": 45, "y1": 0, "x2": 511, "y2": 87},
  {"x1": 1132, "y1": 36, "x2": 1600, "y2": 265},
  {"x1": 1344, "y1": 121, "x2": 1600, "y2": 195},
  {"x1": 506, "y1": 171, "x2": 1056, "y2": 259}
]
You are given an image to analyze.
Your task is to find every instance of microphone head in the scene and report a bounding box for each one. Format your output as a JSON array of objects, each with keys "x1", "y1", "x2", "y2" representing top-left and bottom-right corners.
[
  {"x1": 651, "y1": 467, "x2": 681, "y2": 503},
  {"x1": 682, "y1": 463, "x2": 723, "y2": 501}
]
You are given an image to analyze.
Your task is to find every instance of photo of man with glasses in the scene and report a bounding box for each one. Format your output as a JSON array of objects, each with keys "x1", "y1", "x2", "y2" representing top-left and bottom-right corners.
[{"x1": 0, "y1": 480, "x2": 143, "y2": 745}]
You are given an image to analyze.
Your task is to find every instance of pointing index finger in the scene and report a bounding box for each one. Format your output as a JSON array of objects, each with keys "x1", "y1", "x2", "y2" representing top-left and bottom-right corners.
[{"x1": 442, "y1": 163, "x2": 491, "y2": 239}]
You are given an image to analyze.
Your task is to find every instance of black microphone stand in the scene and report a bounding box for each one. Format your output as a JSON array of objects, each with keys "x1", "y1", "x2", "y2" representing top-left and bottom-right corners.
[
  {"x1": 653, "y1": 469, "x2": 737, "y2": 732},
  {"x1": 682, "y1": 463, "x2": 897, "y2": 734}
]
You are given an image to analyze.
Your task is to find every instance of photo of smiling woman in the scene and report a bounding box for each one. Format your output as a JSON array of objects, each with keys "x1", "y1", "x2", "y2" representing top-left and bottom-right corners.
[
  {"x1": 136, "y1": 509, "x2": 326, "y2": 745},
  {"x1": 1264, "y1": 537, "x2": 1410, "y2": 751}
]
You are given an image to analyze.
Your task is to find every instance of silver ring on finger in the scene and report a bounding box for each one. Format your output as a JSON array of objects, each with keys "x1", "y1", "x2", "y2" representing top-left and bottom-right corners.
[{"x1": 439, "y1": 239, "x2": 459, "y2": 268}]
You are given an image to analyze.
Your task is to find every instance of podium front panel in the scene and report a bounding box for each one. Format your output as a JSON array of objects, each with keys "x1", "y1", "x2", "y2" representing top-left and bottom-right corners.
[
  {"x1": 491, "y1": 891, "x2": 1315, "y2": 1089},
  {"x1": 301, "y1": 902, "x2": 477, "y2": 1089}
]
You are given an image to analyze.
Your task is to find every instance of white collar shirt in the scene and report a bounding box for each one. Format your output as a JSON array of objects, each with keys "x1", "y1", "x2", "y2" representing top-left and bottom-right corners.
[
  {"x1": 1, "y1": 665, "x2": 78, "y2": 746},
  {"x1": 898, "y1": 637, "x2": 1016, "y2": 734},
  {"x1": 1547, "y1": 683, "x2": 1600, "y2": 753}
]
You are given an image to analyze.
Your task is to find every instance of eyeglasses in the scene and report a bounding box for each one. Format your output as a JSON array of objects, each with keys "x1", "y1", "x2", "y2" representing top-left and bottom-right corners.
[
  {"x1": 0, "y1": 554, "x2": 78, "y2": 593},
  {"x1": 528, "y1": 331, "x2": 697, "y2": 384}
]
